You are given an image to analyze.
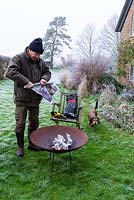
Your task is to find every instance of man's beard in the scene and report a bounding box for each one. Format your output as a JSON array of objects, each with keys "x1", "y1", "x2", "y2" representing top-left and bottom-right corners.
[{"x1": 31, "y1": 57, "x2": 39, "y2": 61}]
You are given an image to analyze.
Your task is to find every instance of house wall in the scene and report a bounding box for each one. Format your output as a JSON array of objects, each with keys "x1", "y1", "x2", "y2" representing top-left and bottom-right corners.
[
  {"x1": 119, "y1": 64, "x2": 134, "y2": 87},
  {"x1": 120, "y1": 0, "x2": 134, "y2": 41},
  {"x1": 119, "y1": 0, "x2": 134, "y2": 86}
]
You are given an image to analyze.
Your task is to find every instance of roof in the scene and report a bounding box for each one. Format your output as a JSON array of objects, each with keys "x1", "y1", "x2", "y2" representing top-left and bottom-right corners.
[{"x1": 115, "y1": 0, "x2": 133, "y2": 32}]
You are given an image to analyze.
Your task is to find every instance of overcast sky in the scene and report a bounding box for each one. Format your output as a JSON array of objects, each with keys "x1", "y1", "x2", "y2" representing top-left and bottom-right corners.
[{"x1": 0, "y1": 0, "x2": 125, "y2": 56}]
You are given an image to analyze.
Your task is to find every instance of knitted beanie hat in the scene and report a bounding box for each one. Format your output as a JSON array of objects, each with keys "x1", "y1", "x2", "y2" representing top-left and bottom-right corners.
[{"x1": 29, "y1": 38, "x2": 44, "y2": 54}]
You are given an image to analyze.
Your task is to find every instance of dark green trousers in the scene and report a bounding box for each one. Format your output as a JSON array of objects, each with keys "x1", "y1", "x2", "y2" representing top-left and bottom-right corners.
[{"x1": 15, "y1": 105, "x2": 39, "y2": 134}]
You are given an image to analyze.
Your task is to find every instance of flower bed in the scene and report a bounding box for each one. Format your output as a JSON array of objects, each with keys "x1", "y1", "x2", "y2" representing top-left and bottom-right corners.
[{"x1": 99, "y1": 104, "x2": 134, "y2": 134}]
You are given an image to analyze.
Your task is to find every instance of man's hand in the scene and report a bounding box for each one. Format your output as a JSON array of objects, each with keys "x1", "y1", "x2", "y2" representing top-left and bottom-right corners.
[
  {"x1": 40, "y1": 79, "x2": 47, "y2": 85},
  {"x1": 24, "y1": 81, "x2": 33, "y2": 89}
]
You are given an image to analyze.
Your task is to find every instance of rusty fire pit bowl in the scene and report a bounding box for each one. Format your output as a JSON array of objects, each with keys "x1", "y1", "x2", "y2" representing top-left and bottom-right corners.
[{"x1": 30, "y1": 126, "x2": 88, "y2": 153}]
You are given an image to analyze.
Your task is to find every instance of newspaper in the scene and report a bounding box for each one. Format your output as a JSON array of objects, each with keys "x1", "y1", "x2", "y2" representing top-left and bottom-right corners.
[{"x1": 31, "y1": 82, "x2": 59, "y2": 103}]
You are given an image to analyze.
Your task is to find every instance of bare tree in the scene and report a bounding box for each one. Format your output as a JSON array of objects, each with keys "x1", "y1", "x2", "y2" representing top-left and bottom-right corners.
[
  {"x1": 99, "y1": 14, "x2": 120, "y2": 57},
  {"x1": 75, "y1": 24, "x2": 98, "y2": 59}
]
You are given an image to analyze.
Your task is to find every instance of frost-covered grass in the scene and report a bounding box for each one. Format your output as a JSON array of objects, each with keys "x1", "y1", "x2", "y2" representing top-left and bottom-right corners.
[{"x1": 0, "y1": 79, "x2": 134, "y2": 200}]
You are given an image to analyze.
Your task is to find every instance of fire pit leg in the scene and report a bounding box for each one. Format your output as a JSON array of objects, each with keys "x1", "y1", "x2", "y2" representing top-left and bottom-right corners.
[
  {"x1": 49, "y1": 152, "x2": 52, "y2": 159},
  {"x1": 69, "y1": 152, "x2": 72, "y2": 166},
  {"x1": 50, "y1": 152, "x2": 72, "y2": 172},
  {"x1": 51, "y1": 152, "x2": 55, "y2": 171}
]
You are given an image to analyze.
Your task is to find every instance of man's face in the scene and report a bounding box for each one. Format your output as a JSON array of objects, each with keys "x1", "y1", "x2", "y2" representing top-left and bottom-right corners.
[{"x1": 28, "y1": 49, "x2": 41, "y2": 61}]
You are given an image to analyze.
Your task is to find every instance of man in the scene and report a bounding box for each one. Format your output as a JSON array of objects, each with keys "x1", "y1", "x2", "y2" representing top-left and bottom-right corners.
[{"x1": 6, "y1": 38, "x2": 51, "y2": 157}]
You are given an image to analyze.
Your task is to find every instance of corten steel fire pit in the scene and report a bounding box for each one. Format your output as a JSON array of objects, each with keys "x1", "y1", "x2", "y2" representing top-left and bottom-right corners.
[{"x1": 30, "y1": 125, "x2": 88, "y2": 170}]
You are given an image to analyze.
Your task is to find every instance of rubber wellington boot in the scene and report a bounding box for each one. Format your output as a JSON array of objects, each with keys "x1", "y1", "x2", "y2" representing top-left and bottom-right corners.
[
  {"x1": 27, "y1": 129, "x2": 44, "y2": 151},
  {"x1": 16, "y1": 132, "x2": 24, "y2": 157},
  {"x1": 27, "y1": 141, "x2": 44, "y2": 151},
  {"x1": 16, "y1": 145, "x2": 24, "y2": 157}
]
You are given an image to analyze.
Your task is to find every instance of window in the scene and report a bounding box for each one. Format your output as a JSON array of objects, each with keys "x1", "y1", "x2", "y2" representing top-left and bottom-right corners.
[
  {"x1": 129, "y1": 64, "x2": 134, "y2": 81},
  {"x1": 131, "y1": 14, "x2": 134, "y2": 36}
]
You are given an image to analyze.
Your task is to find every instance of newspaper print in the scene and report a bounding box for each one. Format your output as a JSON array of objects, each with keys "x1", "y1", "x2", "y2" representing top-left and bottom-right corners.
[{"x1": 31, "y1": 82, "x2": 59, "y2": 103}]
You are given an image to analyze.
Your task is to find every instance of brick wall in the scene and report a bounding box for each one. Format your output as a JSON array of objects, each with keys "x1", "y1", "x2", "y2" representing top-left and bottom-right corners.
[
  {"x1": 119, "y1": 63, "x2": 134, "y2": 87},
  {"x1": 119, "y1": 1, "x2": 134, "y2": 86},
  {"x1": 120, "y1": 0, "x2": 134, "y2": 41}
]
